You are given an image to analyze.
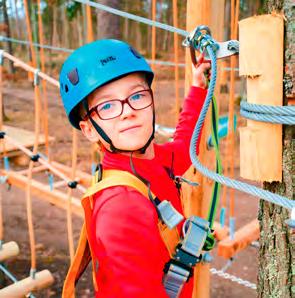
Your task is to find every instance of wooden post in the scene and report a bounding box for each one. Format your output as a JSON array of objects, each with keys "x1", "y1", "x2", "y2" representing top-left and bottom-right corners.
[
  {"x1": 239, "y1": 15, "x2": 284, "y2": 182},
  {"x1": 182, "y1": 1, "x2": 225, "y2": 297}
]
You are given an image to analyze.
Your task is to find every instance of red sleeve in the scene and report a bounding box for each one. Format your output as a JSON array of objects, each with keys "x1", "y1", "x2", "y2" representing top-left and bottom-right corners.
[
  {"x1": 156, "y1": 86, "x2": 206, "y2": 176},
  {"x1": 92, "y1": 186, "x2": 169, "y2": 298}
]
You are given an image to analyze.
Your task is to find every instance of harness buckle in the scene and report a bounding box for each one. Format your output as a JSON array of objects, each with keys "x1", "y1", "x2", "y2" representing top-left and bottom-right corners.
[{"x1": 157, "y1": 200, "x2": 184, "y2": 229}]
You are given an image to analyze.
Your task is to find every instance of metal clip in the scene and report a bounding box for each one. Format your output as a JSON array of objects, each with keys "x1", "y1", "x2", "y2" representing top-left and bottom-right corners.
[
  {"x1": 0, "y1": 50, "x2": 4, "y2": 66},
  {"x1": 183, "y1": 25, "x2": 239, "y2": 67},
  {"x1": 33, "y1": 68, "x2": 40, "y2": 86},
  {"x1": 181, "y1": 216, "x2": 210, "y2": 257},
  {"x1": 157, "y1": 200, "x2": 184, "y2": 229}
]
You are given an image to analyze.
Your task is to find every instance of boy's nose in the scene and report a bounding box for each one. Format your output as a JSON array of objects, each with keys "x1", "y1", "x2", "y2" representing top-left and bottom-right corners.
[{"x1": 120, "y1": 102, "x2": 135, "y2": 119}]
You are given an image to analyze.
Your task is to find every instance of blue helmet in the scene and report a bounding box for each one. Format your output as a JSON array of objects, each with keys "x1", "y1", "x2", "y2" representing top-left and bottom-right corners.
[{"x1": 59, "y1": 39, "x2": 154, "y2": 129}]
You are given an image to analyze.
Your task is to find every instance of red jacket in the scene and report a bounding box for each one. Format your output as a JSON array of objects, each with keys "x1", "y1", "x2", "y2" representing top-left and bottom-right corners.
[{"x1": 90, "y1": 87, "x2": 206, "y2": 297}]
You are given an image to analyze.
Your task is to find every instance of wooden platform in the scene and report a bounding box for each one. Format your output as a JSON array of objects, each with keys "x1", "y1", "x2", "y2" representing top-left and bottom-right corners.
[
  {"x1": 217, "y1": 219, "x2": 260, "y2": 259},
  {"x1": 0, "y1": 125, "x2": 54, "y2": 158}
]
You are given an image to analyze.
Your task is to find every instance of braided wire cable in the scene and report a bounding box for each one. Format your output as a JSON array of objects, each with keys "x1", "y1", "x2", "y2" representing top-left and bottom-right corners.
[
  {"x1": 74, "y1": 0, "x2": 188, "y2": 36},
  {"x1": 189, "y1": 44, "x2": 294, "y2": 210},
  {"x1": 0, "y1": 36, "x2": 186, "y2": 68},
  {"x1": 210, "y1": 267, "x2": 257, "y2": 290},
  {"x1": 240, "y1": 101, "x2": 295, "y2": 125}
]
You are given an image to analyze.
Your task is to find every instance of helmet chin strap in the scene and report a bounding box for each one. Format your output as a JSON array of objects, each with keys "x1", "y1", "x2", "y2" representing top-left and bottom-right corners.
[{"x1": 83, "y1": 100, "x2": 155, "y2": 154}]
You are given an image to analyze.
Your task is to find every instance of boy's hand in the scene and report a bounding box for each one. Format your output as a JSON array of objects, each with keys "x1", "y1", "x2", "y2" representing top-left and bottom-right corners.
[{"x1": 192, "y1": 53, "x2": 211, "y2": 89}]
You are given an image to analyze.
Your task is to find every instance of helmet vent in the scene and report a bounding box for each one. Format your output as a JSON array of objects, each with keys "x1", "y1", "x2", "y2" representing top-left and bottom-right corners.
[
  {"x1": 67, "y1": 68, "x2": 79, "y2": 85},
  {"x1": 65, "y1": 84, "x2": 69, "y2": 93},
  {"x1": 130, "y1": 47, "x2": 141, "y2": 59}
]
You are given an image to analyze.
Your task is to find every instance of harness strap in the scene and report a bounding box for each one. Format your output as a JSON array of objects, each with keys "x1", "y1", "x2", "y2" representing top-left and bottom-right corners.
[
  {"x1": 62, "y1": 169, "x2": 181, "y2": 297},
  {"x1": 163, "y1": 216, "x2": 211, "y2": 298}
]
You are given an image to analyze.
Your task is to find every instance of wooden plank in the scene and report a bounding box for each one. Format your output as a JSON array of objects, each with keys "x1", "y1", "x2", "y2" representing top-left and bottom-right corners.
[
  {"x1": 51, "y1": 161, "x2": 92, "y2": 188},
  {"x1": 239, "y1": 15, "x2": 284, "y2": 182},
  {"x1": 1, "y1": 170, "x2": 84, "y2": 218},
  {"x1": 0, "y1": 125, "x2": 54, "y2": 157},
  {"x1": 217, "y1": 219, "x2": 259, "y2": 259},
  {"x1": 213, "y1": 221, "x2": 229, "y2": 241}
]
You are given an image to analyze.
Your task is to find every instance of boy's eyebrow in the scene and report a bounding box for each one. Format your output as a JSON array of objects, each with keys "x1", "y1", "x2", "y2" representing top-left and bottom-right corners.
[{"x1": 93, "y1": 82, "x2": 148, "y2": 100}]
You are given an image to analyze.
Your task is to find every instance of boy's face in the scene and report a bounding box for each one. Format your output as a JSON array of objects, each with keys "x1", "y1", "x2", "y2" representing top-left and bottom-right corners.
[{"x1": 79, "y1": 73, "x2": 154, "y2": 152}]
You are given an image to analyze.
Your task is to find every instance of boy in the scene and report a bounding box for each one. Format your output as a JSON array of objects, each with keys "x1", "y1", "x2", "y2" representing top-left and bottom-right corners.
[{"x1": 60, "y1": 39, "x2": 210, "y2": 297}]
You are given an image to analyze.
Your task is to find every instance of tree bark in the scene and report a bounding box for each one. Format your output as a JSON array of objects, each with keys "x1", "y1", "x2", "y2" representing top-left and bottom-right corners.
[
  {"x1": 96, "y1": 0, "x2": 121, "y2": 39},
  {"x1": 258, "y1": 1, "x2": 295, "y2": 297}
]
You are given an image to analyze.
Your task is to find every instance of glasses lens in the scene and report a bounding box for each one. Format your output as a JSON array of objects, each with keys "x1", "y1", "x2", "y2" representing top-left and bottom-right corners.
[
  {"x1": 96, "y1": 100, "x2": 122, "y2": 120},
  {"x1": 128, "y1": 90, "x2": 152, "y2": 110}
]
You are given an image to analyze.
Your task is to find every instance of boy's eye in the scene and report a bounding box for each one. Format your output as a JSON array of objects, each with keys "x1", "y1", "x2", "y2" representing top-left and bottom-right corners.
[
  {"x1": 130, "y1": 93, "x2": 143, "y2": 101},
  {"x1": 99, "y1": 102, "x2": 113, "y2": 111}
]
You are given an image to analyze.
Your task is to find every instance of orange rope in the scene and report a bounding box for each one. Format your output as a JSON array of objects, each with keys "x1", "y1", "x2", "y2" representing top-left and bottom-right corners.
[
  {"x1": 228, "y1": 0, "x2": 239, "y2": 219},
  {"x1": 66, "y1": 129, "x2": 78, "y2": 262},
  {"x1": 37, "y1": 0, "x2": 50, "y2": 159},
  {"x1": 151, "y1": 0, "x2": 157, "y2": 71},
  {"x1": 85, "y1": 3, "x2": 99, "y2": 171},
  {"x1": 23, "y1": 0, "x2": 40, "y2": 274},
  {"x1": 86, "y1": 4, "x2": 94, "y2": 42},
  {"x1": 0, "y1": 63, "x2": 3, "y2": 243},
  {"x1": 172, "y1": 0, "x2": 180, "y2": 124}
]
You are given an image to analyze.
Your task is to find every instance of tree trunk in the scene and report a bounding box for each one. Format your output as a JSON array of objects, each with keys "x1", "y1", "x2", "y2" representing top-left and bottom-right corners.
[
  {"x1": 258, "y1": 1, "x2": 295, "y2": 297},
  {"x1": 2, "y1": 0, "x2": 14, "y2": 73},
  {"x1": 96, "y1": 0, "x2": 121, "y2": 39}
]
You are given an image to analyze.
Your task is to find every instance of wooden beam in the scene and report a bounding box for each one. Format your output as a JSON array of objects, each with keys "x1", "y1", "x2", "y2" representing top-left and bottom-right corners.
[
  {"x1": 213, "y1": 221, "x2": 229, "y2": 241},
  {"x1": 0, "y1": 269, "x2": 54, "y2": 297},
  {"x1": 2, "y1": 170, "x2": 84, "y2": 218},
  {"x1": 51, "y1": 161, "x2": 92, "y2": 188},
  {"x1": 0, "y1": 126, "x2": 54, "y2": 158},
  {"x1": 0, "y1": 241, "x2": 19, "y2": 262},
  {"x1": 239, "y1": 15, "x2": 284, "y2": 182},
  {"x1": 217, "y1": 219, "x2": 259, "y2": 259}
]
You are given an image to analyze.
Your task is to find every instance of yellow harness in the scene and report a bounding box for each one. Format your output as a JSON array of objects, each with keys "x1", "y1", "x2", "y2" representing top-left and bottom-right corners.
[{"x1": 62, "y1": 169, "x2": 180, "y2": 297}]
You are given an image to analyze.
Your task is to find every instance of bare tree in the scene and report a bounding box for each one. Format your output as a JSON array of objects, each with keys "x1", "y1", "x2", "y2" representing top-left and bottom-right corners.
[
  {"x1": 96, "y1": 0, "x2": 121, "y2": 39},
  {"x1": 258, "y1": 0, "x2": 295, "y2": 297}
]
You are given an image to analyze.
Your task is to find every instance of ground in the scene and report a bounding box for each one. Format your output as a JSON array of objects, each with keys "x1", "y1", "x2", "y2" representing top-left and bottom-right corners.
[{"x1": 0, "y1": 75, "x2": 259, "y2": 297}]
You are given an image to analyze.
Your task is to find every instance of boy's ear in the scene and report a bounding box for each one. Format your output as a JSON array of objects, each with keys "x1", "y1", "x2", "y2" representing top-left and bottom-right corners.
[{"x1": 79, "y1": 120, "x2": 100, "y2": 143}]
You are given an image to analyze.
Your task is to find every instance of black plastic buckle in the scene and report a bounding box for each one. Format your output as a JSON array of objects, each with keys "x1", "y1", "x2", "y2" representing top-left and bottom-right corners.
[
  {"x1": 164, "y1": 259, "x2": 193, "y2": 282},
  {"x1": 0, "y1": 132, "x2": 5, "y2": 139},
  {"x1": 30, "y1": 154, "x2": 40, "y2": 162},
  {"x1": 174, "y1": 244, "x2": 200, "y2": 267},
  {"x1": 67, "y1": 181, "x2": 78, "y2": 189}
]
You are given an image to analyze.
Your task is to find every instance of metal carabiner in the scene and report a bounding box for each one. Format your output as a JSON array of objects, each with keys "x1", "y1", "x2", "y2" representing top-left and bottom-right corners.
[{"x1": 183, "y1": 25, "x2": 239, "y2": 67}]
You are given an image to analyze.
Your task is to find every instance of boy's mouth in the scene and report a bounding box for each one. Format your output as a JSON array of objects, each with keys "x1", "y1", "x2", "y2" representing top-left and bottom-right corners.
[{"x1": 119, "y1": 125, "x2": 141, "y2": 133}]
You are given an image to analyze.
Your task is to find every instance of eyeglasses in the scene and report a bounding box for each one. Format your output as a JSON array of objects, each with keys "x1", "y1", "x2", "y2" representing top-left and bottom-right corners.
[{"x1": 86, "y1": 89, "x2": 153, "y2": 120}]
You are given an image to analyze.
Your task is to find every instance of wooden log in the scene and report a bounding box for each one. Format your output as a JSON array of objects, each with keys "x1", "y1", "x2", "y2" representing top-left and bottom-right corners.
[
  {"x1": 212, "y1": 221, "x2": 229, "y2": 241},
  {"x1": 1, "y1": 170, "x2": 84, "y2": 218},
  {"x1": 217, "y1": 219, "x2": 259, "y2": 259},
  {"x1": 239, "y1": 15, "x2": 284, "y2": 182},
  {"x1": 0, "y1": 242, "x2": 19, "y2": 262},
  {"x1": 0, "y1": 269, "x2": 54, "y2": 297}
]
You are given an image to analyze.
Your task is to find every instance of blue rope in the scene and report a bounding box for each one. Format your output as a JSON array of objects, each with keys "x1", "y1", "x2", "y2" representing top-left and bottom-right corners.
[
  {"x1": 3, "y1": 156, "x2": 9, "y2": 171},
  {"x1": 240, "y1": 101, "x2": 295, "y2": 125},
  {"x1": 220, "y1": 207, "x2": 226, "y2": 228},
  {"x1": 189, "y1": 41, "x2": 294, "y2": 211}
]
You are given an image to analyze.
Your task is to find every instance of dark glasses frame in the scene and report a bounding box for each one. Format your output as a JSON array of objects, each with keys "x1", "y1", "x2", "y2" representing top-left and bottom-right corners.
[{"x1": 84, "y1": 88, "x2": 154, "y2": 121}]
